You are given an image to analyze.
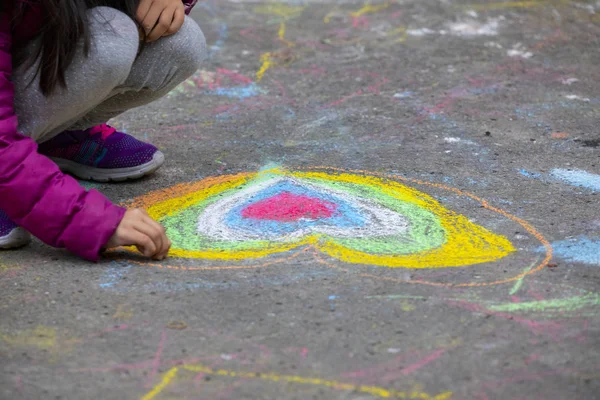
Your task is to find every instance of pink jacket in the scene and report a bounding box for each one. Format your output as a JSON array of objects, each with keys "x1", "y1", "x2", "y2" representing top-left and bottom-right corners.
[{"x1": 0, "y1": 0, "x2": 198, "y2": 260}]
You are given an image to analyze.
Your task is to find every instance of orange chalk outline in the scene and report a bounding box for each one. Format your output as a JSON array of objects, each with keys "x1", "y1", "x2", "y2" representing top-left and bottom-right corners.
[{"x1": 114, "y1": 167, "x2": 552, "y2": 287}]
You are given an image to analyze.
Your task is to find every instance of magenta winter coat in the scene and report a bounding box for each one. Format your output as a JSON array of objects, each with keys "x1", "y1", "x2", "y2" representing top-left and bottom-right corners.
[{"x1": 0, "y1": 0, "x2": 198, "y2": 260}]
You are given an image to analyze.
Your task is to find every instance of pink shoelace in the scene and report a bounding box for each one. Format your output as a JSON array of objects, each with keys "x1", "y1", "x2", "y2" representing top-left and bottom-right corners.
[{"x1": 88, "y1": 124, "x2": 117, "y2": 140}]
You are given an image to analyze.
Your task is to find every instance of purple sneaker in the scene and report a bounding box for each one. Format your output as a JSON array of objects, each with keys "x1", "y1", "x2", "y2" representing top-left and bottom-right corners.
[
  {"x1": 38, "y1": 124, "x2": 165, "y2": 182},
  {"x1": 0, "y1": 209, "x2": 30, "y2": 249}
]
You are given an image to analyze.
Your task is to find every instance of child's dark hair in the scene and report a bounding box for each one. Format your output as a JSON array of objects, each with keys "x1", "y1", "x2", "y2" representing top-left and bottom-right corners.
[{"x1": 13, "y1": 0, "x2": 144, "y2": 96}]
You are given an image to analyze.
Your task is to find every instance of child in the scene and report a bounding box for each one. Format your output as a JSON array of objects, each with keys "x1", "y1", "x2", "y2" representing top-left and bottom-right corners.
[{"x1": 0, "y1": 0, "x2": 206, "y2": 260}]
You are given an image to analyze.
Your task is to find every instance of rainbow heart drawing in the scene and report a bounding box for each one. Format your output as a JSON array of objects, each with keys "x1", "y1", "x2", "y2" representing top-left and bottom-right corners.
[{"x1": 126, "y1": 167, "x2": 517, "y2": 268}]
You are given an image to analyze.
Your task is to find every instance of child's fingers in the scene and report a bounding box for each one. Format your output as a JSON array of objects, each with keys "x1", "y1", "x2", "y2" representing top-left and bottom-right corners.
[
  {"x1": 142, "y1": 217, "x2": 170, "y2": 260},
  {"x1": 165, "y1": 7, "x2": 185, "y2": 36},
  {"x1": 152, "y1": 226, "x2": 170, "y2": 260},
  {"x1": 148, "y1": 7, "x2": 175, "y2": 41},
  {"x1": 135, "y1": 218, "x2": 166, "y2": 258},
  {"x1": 141, "y1": 5, "x2": 164, "y2": 39},
  {"x1": 135, "y1": 0, "x2": 152, "y2": 24},
  {"x1": 139, "y1": 212, "x2": 169, "y2": 255},
  {"x1": 156, "y1": 237, "x2": 172, "y2": 260},
  {"x1": 129, "y1": 230, "x2": 157, "y2": 257}
]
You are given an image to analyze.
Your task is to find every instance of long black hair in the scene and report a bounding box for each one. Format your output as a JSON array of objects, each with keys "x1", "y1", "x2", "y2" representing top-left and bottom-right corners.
[{"x1": 12, "y1": 0, "x2": 144, "y2": 96}]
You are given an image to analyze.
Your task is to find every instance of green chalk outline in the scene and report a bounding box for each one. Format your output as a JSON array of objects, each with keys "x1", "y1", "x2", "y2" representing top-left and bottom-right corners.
[
  {"x1": 368, "y1": 293, "x2": 600, "y2": 318},
  {"x1": 489, "y1": 294, "x2": 600, "y2": 313}
]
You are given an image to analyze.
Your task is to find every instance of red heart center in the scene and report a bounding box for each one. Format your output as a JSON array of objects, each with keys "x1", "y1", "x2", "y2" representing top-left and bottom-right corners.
[{"x1": 241, "y1": 192, "x2": 337, "y2": 222}]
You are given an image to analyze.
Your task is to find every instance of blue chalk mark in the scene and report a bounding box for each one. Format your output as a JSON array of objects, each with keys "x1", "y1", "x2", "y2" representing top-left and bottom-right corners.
[
  {"x1": 328, "y1": 295, "x2": 338, "y2": 311},
  {"x1": 550, "y1": 169, "x2": 600, "y2": 192},
  {"x1": 142, "y1": 281, "x2": 217, "y2": 291},
  {"x1": 223, "y1": 180, "x2": 367, "y2": 236},
  {"x1": 207, "y1": 83, "x2": 265, "y2": 99},
  {"x1": 519, "y1": 169, "x2": 542, "y2": 179},
  {"x1": 209, "y1": 23, "x2": 228, "y2": 56},
  {"x1": 284, "y1": 108, "x2": 296, "y2": 120},
  {"x1": 259, "y1": 163, "x2": 284, "y2": 172},
  {"x1": 538, "y1": 236, "x2": 600, "y2": 266},
  {"x1": 99, "y1": 262, "x2": 132, "y2": 288},
  {"x1": 393, "y1": 91, "x2": 414, "y2": 99},
  {"x1": 100, "y1": 269, "x2": 337, "y2": 292}
]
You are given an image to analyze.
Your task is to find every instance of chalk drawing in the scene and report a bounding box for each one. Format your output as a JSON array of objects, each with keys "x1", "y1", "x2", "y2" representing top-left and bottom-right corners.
[
  {"x1": 507, "y1": 43, "x2": 533, "y2": 58},
  {"x1": 369, "y1": 286, "x2": 600, "y2": 318},
  {"x1": 386, "y1": 26, "x2": 409, "y2": 43},
  {"x1": 123, "y1": 166, "x2": 515, "y2": 268},
  {"x1": 256, "y1": 52, "x2": 274, "y2": 82},
  {"x1": 407, "y1": 28, "x2": 435, "y2": 37},
  {"x1": 550, "y1": 169, "x2": 600, "y2": 192},
  {"x1": 112, "y1": 304, "x2": 134, "y2": 320},
  {"x1": 520, "y1": 168, "x2": 600, "y2": 192},
  {"x1": 561, "y1": 77, "x2": 579, "y2": 85},
  {"x1": 278, "y1": 22, "x2": 295, "y2": 47},
  {"x1": 461, "y1": 0, "x2": 570, "y2": 11},
  {"x1": 518, "y1": 169, "x2": 542, "y2": 179},
  {"x1": 169, "y1": 69, "x2": 265, "y2": 99},
  {"x1": 564, "y1": 94, "x2": 590, "y2": 102},
  {"x1": 141, "y1": 363, "x2": 453, "y2": 400},
  {"x1": 448, "y1": 17, "x2": 503, "y2": 36},
  {"x1": 1, "y1": 326, "x2": 59, "y2": 351},
  {"x1": 404, "y1": 17, "x2": 503, "y2": 39},
  {"x1": 349, "y1": 3, "x2": 392, "y2": 18},
  {"x1": 253, "y1": 4, "x2": 305, "y2": 20},
  {"x1": 209, "y1": 23, "x2": 228, "y2": 56},
  {"x1": 113, "y1": 166, "x2": 555, "y2": 287},
  {"x1": 98, "y1": 262, "x2": 132, "y2": 288},
  {"x1": 489, "y1": 294, "x2": 600, "y2": 313},
  {"x1": 509, "y1": 255, "x2": 542, "y2": 295},
  {"x1": 394, "y1": 91, "x2": 414, "y2": 99},
  {"x1": 538, "y1": 236, "x2": 600, "y2": 266},
  {"x1": 444, "y1": 137, "x2": 477, "y2": 145},
  {"x1": 1, "y1": 325, "x2": 80, "y2": 361},
  {"x1": 0, "y1": 259, "x2": 22, "y2": 278}
]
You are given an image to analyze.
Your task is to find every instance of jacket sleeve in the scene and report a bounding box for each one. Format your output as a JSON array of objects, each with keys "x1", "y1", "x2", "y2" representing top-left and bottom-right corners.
[
  {"x1": 0, "y1": 12, "x2": 126, "y2": 261},
  {"x1": 182, "y1": 0, "x2": 198, "y2": 14}
]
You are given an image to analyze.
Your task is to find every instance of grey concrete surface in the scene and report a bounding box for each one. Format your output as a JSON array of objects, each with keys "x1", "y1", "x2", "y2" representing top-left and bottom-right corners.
[{"x1": 1, "y1": 1, "x2": 600, "y2": 399}]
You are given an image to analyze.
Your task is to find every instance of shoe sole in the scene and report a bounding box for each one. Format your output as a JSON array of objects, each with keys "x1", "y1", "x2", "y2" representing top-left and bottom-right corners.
[
  {"x1": 0, "y1": 227, "x2": 31, "y2": 249},
  {"x1": 51, "y1": 151, "x2": 165, "y2": 183}
]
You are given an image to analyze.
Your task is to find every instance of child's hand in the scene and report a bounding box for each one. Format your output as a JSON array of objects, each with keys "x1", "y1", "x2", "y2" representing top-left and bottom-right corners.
[
  {"x1": 136, "y1": 0, "x2": 186, "y2": 42},
  {"x1": 106, "y1": 209, "x2": 171, "y2": 260}
]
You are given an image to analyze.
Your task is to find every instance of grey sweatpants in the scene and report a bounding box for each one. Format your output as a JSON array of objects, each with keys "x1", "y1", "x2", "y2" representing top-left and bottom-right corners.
[{"x1": 13, "y1": 7, "x2": 207, "y2": 143}]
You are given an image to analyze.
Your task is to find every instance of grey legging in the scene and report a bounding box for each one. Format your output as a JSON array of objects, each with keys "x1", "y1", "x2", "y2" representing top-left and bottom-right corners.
[{"x1": 13, "y1": 6, "x2": 207, "y2": 143}]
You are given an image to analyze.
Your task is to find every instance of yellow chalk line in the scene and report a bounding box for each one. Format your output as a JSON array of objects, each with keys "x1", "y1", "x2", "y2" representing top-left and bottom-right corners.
[
  {"x1": 278, "y1": 22, "x2": 295, "y2": 47},
  {"x1": 256, "y1": 52, "x2": 273, "y2": 82},
  {"x1": 141, "y1": 363, "x2": 453, "y2": 400},
  {"x1": 461, "y1": 0, "x2": 569, "y2": 10},
  {"x1": 350, "y1": 2, "x2": 393, "y2": 18}
]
